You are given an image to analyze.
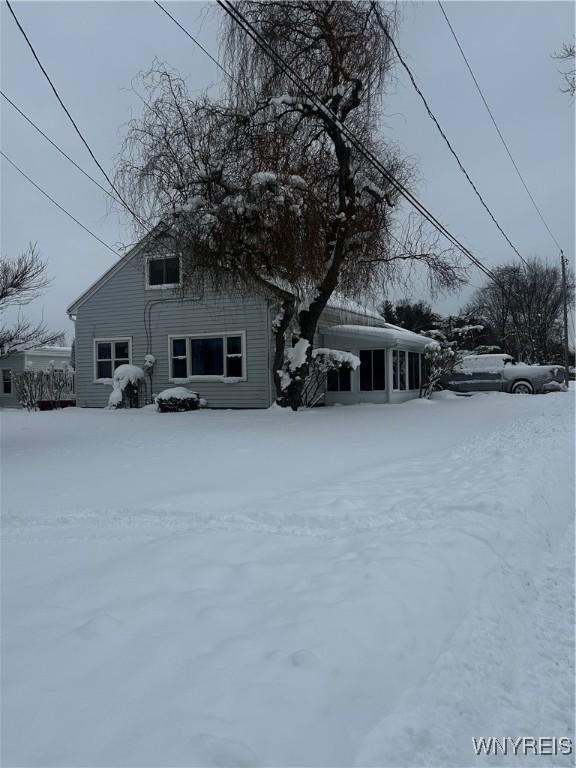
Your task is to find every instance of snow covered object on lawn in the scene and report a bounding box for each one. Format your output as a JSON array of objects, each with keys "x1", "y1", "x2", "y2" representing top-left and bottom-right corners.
[
  {"x1": 108, "y1": 364, "x2": 145, "y2": 408},
  {"x1": 155, "y1": 386, "x2": 203, "y2": 412}
]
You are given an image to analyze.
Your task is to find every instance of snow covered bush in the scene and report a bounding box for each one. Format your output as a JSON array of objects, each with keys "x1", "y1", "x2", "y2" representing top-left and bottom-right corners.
[
  {"x1": 299, "y1": 347, "x2": 360, "y2": 408},
  {"x1": 155, "y1": 387, "x2": 202, "y2": 413},
  {"x1": 108, "y1": 365, "x2": 145, "y2": 409},
  {"x1": 13, "y1": 370, "x2": 45, "y2": 411},
  {"x1": 13, "y1": 366, "x2": 75, "y2": 410},
  {"x1": 420, "y1": 340, "x2": 458, "y2": 399}
]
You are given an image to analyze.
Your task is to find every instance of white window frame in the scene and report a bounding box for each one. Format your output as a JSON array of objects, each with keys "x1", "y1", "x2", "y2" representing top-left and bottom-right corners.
[
  {"x1": 168, "y1": 331, "x2": 247, "y2": 382},
  {"x1": 93, "y1": 337, "x2": 132, "y2": 382},
  {"x1": 1, "y1": 369, "x2": 12, "y2": 395},
  {"x1": 145, "y1": 254, "x2": 183, "y2": 290}
]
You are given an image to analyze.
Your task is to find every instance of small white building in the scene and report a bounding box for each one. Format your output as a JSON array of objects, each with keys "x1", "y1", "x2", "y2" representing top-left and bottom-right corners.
[{"x1": 0, "y1": 346, "x2": 72, "y2": 407}]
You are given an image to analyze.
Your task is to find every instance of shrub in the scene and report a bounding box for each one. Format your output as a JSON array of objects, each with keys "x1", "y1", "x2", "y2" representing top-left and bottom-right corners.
[{"x1": 156, "y1": 387, "x2": 202, "y2": 413}]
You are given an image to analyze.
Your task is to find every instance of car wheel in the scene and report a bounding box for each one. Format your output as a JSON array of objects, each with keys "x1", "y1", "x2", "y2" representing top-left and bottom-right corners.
[{"x1": 511, "y1": 380, "x2": 534, "y2": 395}]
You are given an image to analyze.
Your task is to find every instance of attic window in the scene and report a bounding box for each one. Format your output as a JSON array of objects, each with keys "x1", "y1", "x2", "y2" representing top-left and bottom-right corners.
[{"x1": 147, "y1": 255, "x2": 181, "y2": 288}]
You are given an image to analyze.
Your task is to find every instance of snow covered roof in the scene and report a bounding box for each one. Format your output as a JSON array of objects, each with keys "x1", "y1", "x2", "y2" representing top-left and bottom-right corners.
[
  {"x1": 26, "y1": 346, "x2": 71, "y2": 355},
  {"x1": 325, "y1": 296, "x2": 384, "y2": 322},
  {"x1": 325, "y1": 324, "x2": 431, "y2": 349}
]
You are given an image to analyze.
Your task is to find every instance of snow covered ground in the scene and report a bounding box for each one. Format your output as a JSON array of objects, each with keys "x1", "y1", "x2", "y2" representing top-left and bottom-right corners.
[{"x1": 2, "y1": 391, "x2": 574, "y2": 767}]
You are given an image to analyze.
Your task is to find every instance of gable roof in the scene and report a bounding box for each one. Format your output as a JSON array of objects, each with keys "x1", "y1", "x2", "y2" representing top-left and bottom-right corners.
[
  {"x1": 66, "y1": 225, "x2": 167, "y2": 316},
  {"x1": 66, "y1": 226, "x2": 387, "y2": 329}
]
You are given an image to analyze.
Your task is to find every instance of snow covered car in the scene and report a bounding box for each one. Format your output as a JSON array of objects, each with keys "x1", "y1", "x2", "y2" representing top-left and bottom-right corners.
[{"x1": 443, "y1": 354, "x2": 566, "y2": 394}]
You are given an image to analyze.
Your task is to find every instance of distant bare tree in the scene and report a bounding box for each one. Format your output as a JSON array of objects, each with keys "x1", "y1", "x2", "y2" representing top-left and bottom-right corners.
[
  {"x1": 466, "y1": 258, "x2": 574, "y2": 363},
  {"x1": 0, "y1": 244, "x2": 63, "y2": 352},
  {"x1": 553, "y1": 40, "x2": 575, "y2": 98}
]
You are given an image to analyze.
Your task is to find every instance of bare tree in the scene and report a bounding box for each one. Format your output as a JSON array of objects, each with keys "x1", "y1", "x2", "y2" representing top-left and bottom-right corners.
[
  {"x1": 0, "y1": 244, "x2": 63, "y2": 352},
  {"x1": 116, "y1": 3, "x2": 464, "y2": 409},
  {"x1": 553, "y1": 40, "x2": 575, "y2": 98},
  {"x1": 466, "y1": 258, "x2": 574, "y2": 363}
]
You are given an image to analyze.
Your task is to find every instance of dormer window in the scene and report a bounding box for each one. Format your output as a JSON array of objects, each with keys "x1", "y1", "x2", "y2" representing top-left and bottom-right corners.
[{"x1": 146, "y1": 255, "x2": 181, "y2": 288}]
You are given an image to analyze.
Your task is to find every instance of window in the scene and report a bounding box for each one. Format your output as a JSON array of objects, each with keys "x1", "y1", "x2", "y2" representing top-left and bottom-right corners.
[
  {"x1": 393, "y1": 350, "x2": 407, "y2": 390},
  {"x1": 408, "y1": 352, "x2": 421, "y2": 390},
  {"x1": 147, "y1": 255, "x2": 181, "y2": 288},
  {"x1": 95, "y1": 339, "x2": 131, "y2": 380},
  {"x1": 170, "y1": 333, "x2": 245, "y2": 380},
  {"x1": 171, "y1": 338, "x2": 188, "y2": 379},
  {"x1": 327, "y1": 365, "x2": 351, "y2": 392},
  {"x1": 359, "y1": 349, "x2": 386, "y2": 391},
  {"x1": 2, "y1": 369, "x2": 12, "y2": 395}
]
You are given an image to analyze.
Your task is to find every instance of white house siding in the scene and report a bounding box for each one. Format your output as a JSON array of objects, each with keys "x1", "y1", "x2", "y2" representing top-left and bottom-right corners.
[{"x1": 72, "y1": 250, "x2": 273, "y2": 409}]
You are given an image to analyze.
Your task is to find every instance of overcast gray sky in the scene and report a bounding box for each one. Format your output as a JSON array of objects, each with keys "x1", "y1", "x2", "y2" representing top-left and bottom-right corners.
[{"x1": 1, "y1": 1, "x2": 574, "y2": 341}]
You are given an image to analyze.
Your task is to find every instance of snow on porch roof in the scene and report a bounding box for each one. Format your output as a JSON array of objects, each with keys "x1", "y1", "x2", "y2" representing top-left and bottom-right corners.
[{"x1": 325, "y1": 324, "x2": 431, "y2": 349}]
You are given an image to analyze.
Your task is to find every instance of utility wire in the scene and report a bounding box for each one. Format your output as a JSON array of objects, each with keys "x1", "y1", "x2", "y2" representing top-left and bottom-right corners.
[
  {"x1": 372, "y1": 3, "x2": 529, "y2": 267},
  {"x1": 153, "y1": 1, "x2": 236, "y2": 84},
  {"x1": 1, "y1": 90, "x2": 117, "y2": 205},
  {"x1": 437, "y1": 0, "x2": 564, "y2": 254},
  {"x1": 214, "y1": 0, "x2": 500, "y2": 285},
  {"x1": 1, "y1": 150, "x2": 119, "y2": 257},
  {"x1": 5, "y1": 0, "x2": 147, "y2": 232}
]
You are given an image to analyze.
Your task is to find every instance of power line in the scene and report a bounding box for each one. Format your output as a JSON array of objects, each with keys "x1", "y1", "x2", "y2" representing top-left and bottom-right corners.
[
  {"x1": 5, "y1": 0, "x2": 147, "y2": 231},
  {"x1": 437, "y1": 0, "x2": 564, "y2": 255},
  {"x1": 153, "y1": 1, "x2": 236, "y2": 84},
  {"x1": 1, "y1": 90, "x2": 117, "y2": 205},
  {"x1": 214, "y1": 0, "x2": 500, "y2": 285},
  {"x1": 373, "y1": 4, "x2": 529, "y2": 267},
  {"x1": 1, "y1": 150, "x2": 119, "y2": 257}
]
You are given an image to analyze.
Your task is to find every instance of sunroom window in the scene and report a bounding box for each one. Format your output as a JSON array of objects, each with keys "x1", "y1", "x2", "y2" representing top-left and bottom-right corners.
[
  {"x1": 359, "y1": 349, "x2": 385, "y2": 391},
  {"x1": 2, "y1": 369, "x2": 12, "y2": 394},
  {"x1": 393, "y1": 350, "x2": 407, "y2": 390},
  {"x1": 170, "y1": 334, "x2": 244, "y2": 379},
  {"x1": 147, "y1": 255, "x2": 181, "y2": 287},
  {"x1": 95, "y1": 340, "x2": 130, "y2": 380},
  {"x1": 408, "y1": 352, "x2": 421, "y2": 390},
  {"x1": 327, "y1": 365, "x2": 351, "y2": 392}
]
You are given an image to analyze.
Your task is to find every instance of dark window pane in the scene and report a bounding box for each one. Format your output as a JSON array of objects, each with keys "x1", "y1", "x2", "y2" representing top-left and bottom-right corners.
[
  {"x1": 172, "y1": 357, "x2": 187, "y2": 378},
  {"x1": 97, "y1": 360, "x2": 112, "y2": 379},
  {"x1": 339, "y1": 366, "x2": 351, "y2": 391},
  {"x1": 97, "y1": 342, "x2": 111, "y2": 360},
  {"x1": 148, "y1": 258, "x2": 164, "y2": 286},
  {"x1": 172, "y1": 338, "x2": 186, "y2": 357},
  {"x1": 399, "y1": 351, "x2": 407, "y2": 390},
  {"x1": 115, "y1": 341, "x2": 129, "y2": 360},
  {"x1": 191, "y1": 337, "x2": 223, "y2": 376},
  {"x1": 373, "y1": 350, "x2": 385, "y2": 390},
  {"x1": 327, "y1": 369, "x2": 339, "y2": 392},
  {"x1": 408, "y1": 352, "x2": 420, "y2": 390},
  {"x1": 227, "y1": 336, "x2": 242, "y2": 355},
  {"x1": 226, "y1": 356, "x2": 242, "y2": 377},
  {"x1": 2, "y1": 370, "x2": 11, "y2": 394},
  {"x1": 360, "y1": 350, "x2": 373, "y2": 391},
  {"x1": 393, "y1": 350, "x2": 400, "y2": 390},
  {"x1": 165, "y1": 257, "x2": 180, "y2": 284},
  {"x1": 114, "y1": 358, "x2": 130, "y2": 371}
]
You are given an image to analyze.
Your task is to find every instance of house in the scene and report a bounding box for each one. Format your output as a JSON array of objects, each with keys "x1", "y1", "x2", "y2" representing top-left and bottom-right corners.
[
  {"x1": 0, "y1": 346, "x2": 72, "y2": 408},
  {"x1": 67, "y1": 231, "x2": 430, "y2": 408}
]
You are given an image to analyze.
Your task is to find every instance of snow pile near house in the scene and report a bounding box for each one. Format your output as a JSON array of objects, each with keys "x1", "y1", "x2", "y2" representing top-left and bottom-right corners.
[
  {"x1": 156, "y1": 387, "x2": 199, "y2": 402},
  {"x1": 312, "y1": 347, "x2": 361, "y2": 369},
  {"x1": 2, "y1": 392, "x2": 573, "y2": 766},
  {"x1": 108, "y1": 364, "x2": 144, "y2": 408}
]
